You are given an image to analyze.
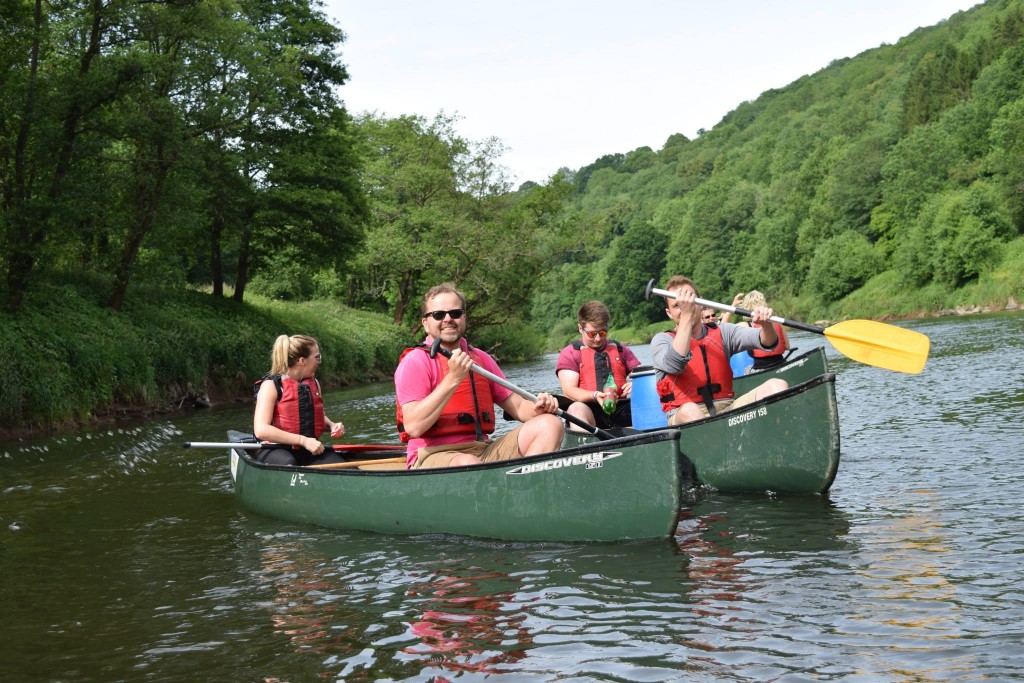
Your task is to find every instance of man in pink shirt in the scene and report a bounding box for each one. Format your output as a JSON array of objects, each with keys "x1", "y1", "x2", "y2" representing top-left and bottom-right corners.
[{"x1": 394, "y1": 283, "x2": 563, "y2": 469}]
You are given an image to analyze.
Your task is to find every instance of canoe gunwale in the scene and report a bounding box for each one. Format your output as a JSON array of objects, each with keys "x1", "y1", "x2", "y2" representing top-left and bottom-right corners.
[{"x1": 230, "y1": 427, "x2": 682, "y2": 478}]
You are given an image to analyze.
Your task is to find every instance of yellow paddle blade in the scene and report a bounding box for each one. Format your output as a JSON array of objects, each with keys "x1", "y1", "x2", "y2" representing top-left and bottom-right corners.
[{"x1": 823, "y1": 319, "x2": 930, "y2": 374}]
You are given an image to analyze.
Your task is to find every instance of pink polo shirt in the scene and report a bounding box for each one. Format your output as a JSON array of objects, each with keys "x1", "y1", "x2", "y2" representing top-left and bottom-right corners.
[{"x1": 394, "y1": 337, "x2": 513, "y2": 464}]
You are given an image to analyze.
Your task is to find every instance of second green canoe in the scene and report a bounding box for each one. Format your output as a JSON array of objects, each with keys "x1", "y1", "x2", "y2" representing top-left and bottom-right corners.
[{"x1": 566, "y1": 372, "x2": 841, "y2": 495}]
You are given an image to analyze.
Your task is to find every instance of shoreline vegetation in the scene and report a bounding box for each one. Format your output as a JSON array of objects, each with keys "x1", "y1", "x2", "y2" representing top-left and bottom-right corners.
[
  {"x1": 2, "y1": 272, "x2": 1020, "y2": 445},
  {"x1": 6, "y1": 3, "x2": 1024, "y2": 444}
]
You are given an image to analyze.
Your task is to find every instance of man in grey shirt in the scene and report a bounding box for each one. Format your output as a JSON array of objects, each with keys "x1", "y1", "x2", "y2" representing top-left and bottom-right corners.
[{"x1": 650, "y1": 275, "x2": 789, "y2": 425}]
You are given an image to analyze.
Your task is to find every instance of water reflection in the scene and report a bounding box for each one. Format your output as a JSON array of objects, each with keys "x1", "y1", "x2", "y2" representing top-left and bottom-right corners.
[
  {"x1": 402, "y1": 564, "x2": 532, "y2": 675},
  {"x1": 677, "y1": 493, "x2": 853, "y2": 556}
]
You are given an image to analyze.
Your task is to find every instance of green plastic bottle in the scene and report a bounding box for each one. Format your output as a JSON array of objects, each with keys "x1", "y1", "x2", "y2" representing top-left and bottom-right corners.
[{"x1": 601, "y1": 374, "x2": 617, "y2": 415}]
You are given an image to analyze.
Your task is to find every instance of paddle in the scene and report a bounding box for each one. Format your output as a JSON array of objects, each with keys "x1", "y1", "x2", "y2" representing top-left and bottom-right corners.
[
  {"x1": 183, "y1": 441, "x2": 405, "y2": 452},
  {"x1": 428, "y1": 338, "x2": 616, "y2": 440},
  {"x1": 644, "y1": 279, "x2": 930, "y2": 374},
  {"x1": 307, "y1": 457, "x2": 406, "y2": 469}
]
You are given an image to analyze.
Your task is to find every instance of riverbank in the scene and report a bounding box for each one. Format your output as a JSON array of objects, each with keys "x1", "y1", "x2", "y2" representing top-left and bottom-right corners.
[
  {"x1": 0, "y1": 276, "x2": 413, "y2": 443},
  {"x1": 2, "y1": 269, "x2": 1021, "y2": 444}
]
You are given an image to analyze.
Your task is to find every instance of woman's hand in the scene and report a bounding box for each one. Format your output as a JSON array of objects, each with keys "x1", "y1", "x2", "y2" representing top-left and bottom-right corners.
[
  {"x1": 329, "y1": 421, "x2": 346, "y2": 439},
  {"x1": 301, "y1": 435, "x2": 325, "y2": 455}
]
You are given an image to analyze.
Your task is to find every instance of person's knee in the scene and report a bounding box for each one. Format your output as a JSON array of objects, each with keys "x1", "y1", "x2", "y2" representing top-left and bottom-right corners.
[
  {"x1": 449, "y1": 453, "x2": 482, "y2": 467},
  {"x1": 530, "y1": 413, "x2": 563, "y2": 438},
  {"x1": 520, "y1": 414, "x2": 563, "y2": 453},
  {"x1": 567, "y1": 402, "x2": 595, "y2": 431},
  {"x1": 758, "y1": 378, "x2": 788, "y2": 398},
  {"x1": 669, "y1": 404, "x2": 702, "y2": 425}
]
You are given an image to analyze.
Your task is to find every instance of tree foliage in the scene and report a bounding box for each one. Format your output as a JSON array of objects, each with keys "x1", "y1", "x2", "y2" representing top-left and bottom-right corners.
[
  {"x1": 4, "y1": 0, "x2": 1024, "y2": 357},
  {"x1": 0, "y1": 0, "x2": 364, "y2": 312},
  {"x1": 346, "y1": 112, "x2": 579, "y2": 340},
  {"x1": 540, "y1": 0, "x2": 1024, "y2": 318}
]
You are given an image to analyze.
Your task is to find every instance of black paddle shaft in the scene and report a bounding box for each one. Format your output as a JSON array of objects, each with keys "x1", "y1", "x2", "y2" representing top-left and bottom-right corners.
[{"x1": 428, "y1": 338, "x2": 614, "y2": 440}]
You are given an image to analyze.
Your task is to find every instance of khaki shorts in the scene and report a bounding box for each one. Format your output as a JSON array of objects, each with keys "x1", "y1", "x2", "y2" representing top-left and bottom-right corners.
[
  {"x1": 412, "y1": 425, "x2": 525, "y2": 469},
  {"x1": 666, "y1": 387, "x2": 761, "y2": 426}
]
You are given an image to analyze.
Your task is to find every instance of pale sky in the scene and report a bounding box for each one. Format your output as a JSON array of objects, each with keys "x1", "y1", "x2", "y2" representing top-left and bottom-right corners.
[{"x1": 323, "y1": 1, "x2": 982, "y2": 185}]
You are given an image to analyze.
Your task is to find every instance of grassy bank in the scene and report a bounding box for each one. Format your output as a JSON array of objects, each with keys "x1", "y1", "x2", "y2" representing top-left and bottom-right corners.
[
  {"x1": 0, "y1": 274, "x2": 414, "y2": 441},
  {"x1": 5, "y1": 242, "x2": 1022, "y2": 443}
]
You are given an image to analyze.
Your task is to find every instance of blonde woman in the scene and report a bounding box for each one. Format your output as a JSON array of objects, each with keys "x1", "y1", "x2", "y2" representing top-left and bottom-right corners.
[
  {"x1": 253, "y1": 335, "x2": 346, "y2": 466},
  {"x1": 726, "y1": 291, "x2": 791, "y2": 373}
]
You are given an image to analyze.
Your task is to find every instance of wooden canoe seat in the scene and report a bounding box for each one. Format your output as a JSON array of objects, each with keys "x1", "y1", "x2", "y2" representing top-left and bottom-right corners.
[{"x1": 356, "y1": 462, "x2": 407, "y2": 471}]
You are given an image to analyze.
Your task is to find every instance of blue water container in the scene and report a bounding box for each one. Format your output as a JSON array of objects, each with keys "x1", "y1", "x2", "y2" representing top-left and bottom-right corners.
[
  {"x1": 629, "y1": 366, "x2": 668, "y2": 429},
  {"x1": 730, "y1": 351, "x2": 754, "y2": 377}
]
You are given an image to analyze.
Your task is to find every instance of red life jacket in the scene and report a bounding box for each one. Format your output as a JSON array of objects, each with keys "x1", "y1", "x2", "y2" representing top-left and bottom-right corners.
[
  {"x1": 255, "y1": 374, "x2": 325, "y2": 438},
  {"x1": 572, "y1": 340, "x2": 629, "y2": 392},
  {"x1": 750, "y1": 322, "x2": 786, "y2": 359},
  {"x1": 395, "y1": 345, "x2": 496, "y2": 443},
  {"x1": 655, "y1": 325, "x2": 734, "y2": 412}
]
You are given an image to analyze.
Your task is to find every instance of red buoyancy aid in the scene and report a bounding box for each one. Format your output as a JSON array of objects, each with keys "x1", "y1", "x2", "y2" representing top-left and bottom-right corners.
[
  {"x1": 749, "y1": 322, "x2": 786, "y2": 359},
  {"x1": 655, "y1": 325, "x2": 734, "y2": 411},
  {"x1": 572, "y1": 340, "x2": 630, "y2": 392},
  {"x1": 395, "y1": 345, "x2": 496, "y2": 443},
  {"x1": 256, "y1": 374, "x2": 325, "y2": 438}
]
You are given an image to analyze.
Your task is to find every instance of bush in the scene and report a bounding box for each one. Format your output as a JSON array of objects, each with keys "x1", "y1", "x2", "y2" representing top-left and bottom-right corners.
[
  {"x1": 805, "y1": 231, "x2": 883, "y2": 302},
  {"x1": 472, "y1": 322, "x2": 546, "y2": 363},
  {"x1": 0, "y1": 274, "x2": 414, "y2": 434}
]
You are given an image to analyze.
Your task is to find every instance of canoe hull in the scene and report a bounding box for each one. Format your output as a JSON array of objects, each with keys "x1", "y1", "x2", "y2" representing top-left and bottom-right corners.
[
  {"x1": 229, "y1": 429, "x2": 683, "y2": 542},
  {"x1": 673, "y1": 373, "x2": 840, "y2": 494},
  {"x1": 564, "y1": 372, "x2": 841, "y2": 495},
  {"x1": 732, "y1": 346, "x2": 829, "y2": 396}
]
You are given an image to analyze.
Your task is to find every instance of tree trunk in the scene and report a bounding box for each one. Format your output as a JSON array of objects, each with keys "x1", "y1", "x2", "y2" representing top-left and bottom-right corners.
[
  {"x1": 394, "y1": 272, "x2": 416, "y2": 324},
  {"x1": 210, "y1": 209, "x2": 224, "y2": 297},
  {"x1": 110, "y1": 143, "x2": 171, "y2": 311},
  {"x1": 4, "y1": 0, "x2": 103, "y2": 312},
  {"x1": 233, "y1": 207, "x2": 254, "y2": 303}
]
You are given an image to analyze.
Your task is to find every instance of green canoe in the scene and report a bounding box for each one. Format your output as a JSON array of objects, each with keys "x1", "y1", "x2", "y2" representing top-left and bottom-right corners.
[
  {"x1": 565, "y1": 372, "x2": 841, "y2": 495},
  {"x1": 227, "y1": 428, "x2": 684, "y2": 542},
  {"x1": 732, "y1": 345, "x2": 829, "y2": 396}
]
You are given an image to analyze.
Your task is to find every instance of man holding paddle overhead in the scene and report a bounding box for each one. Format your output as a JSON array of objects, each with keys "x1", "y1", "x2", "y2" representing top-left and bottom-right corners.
[
  {"x1": 651, "y1": 275, "x2": 788, "y2": 425},
  {"x1": 394, "y1": 283, "x2": 563, "y2": 469}
]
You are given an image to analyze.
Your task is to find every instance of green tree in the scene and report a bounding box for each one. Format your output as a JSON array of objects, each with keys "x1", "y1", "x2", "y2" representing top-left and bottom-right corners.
[
  {"x1": 895, "y1": 183, "x2": 1012, "y2": 288},
  {"x1": 665, "y1": 177, "x2": 760, "y2": 299},
  {"x1": 350, "y1": 112, "x2": 465, "y2": 324},
  {"x1": 805, "y1": 231, "x2": 883, "y2": 302},
  {"x1": 601, "y1": 220, "x2": 666, "y2": 327},
  {"x1": 0, "y1": 0, "x2": 140, "y2": 312}
]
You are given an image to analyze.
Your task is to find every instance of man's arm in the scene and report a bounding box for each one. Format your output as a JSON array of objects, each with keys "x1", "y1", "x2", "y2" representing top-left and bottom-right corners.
[
  {"x1": 555, "y1": 346, "x2": 598, "y2": 403},
  {"x1": 650, "y1": 332, "x2": 691, "y2": 379},
  {"x1": 720, "y1": 318, "x2": 779, "y2": 355},
  {"x1": 395, "y1": 348, "x2": 473, "y2": 438},
  {"x1": 557, "y1": 369, "x2": 600, "y2": 403},
  {"x1": 498, "y1": 392, "x2": 558, "y2": 422}
]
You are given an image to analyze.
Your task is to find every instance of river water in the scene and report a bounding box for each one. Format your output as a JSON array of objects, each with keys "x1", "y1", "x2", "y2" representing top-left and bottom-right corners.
[{"x1": 2, "y1": 313, "x2": 1023, "y2": 682}]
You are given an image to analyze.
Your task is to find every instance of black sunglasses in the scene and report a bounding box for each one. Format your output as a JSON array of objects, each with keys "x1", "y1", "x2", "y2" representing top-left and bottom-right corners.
[{"x1": 425, "y1": 308, "x2": 464, "y2": 321}]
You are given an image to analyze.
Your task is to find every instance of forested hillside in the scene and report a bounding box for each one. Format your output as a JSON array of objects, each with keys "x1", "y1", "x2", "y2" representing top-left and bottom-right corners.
[
  {"x1": 531, "y1": 0, "x2": 1024, "y2": 335},
  {"x1": 2, "y1": 0, "x2": 1023, "y2": 434}
]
